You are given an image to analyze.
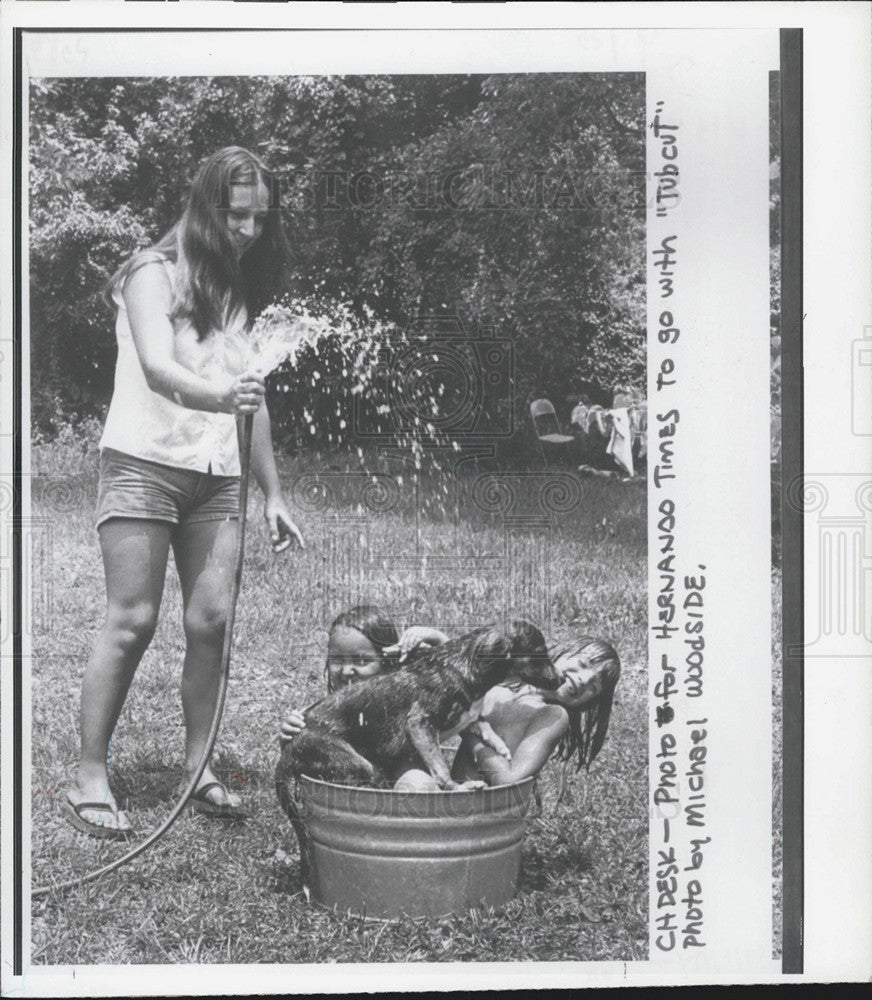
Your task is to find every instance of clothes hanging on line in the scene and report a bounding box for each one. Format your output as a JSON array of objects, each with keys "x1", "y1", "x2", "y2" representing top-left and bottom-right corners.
[{"x1": 606, "y1": 407, "x2": 634, "y2": 477}]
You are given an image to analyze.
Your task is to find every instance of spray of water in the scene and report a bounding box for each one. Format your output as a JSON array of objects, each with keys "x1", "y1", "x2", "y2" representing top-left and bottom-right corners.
[
  {"x1": 245, "y1": 298, "x2": 474, "y2": 528},
  {"x1": 244, "y1": 300, "x2": 342, "y2": 377}
]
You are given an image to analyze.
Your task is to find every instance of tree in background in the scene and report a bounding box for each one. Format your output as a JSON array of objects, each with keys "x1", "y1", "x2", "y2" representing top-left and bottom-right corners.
[
  {"x1": 29, "y1": 73, "x2": 644, "y2": 448},
  {"x1": 364, "y1": 73, "x2": 644, "y2": 430}
]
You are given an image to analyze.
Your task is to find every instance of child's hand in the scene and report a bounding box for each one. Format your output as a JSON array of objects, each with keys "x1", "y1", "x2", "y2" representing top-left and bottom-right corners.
[
  {"x1": 383, "y1": 626, "x2": 448, "y2": 663},
  {"x1": 280, "y1": 709, "x2": 307, "y2": 745},
  {"x1": 466, "y1": 720, "x2": 512, "y2": 761},
  {"x1": 446, "y1": 779, "x2": 488, "y2": 791}
]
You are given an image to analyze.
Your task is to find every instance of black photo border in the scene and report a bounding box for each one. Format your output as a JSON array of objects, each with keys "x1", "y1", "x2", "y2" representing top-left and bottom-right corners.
[{"x1": 779, "y1": 25, "x2": 803, "y2": 977}]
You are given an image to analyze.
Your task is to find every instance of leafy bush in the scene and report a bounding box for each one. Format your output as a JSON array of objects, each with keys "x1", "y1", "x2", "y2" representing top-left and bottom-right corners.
[
  {"x1": 362, "y1": 75, "x2": 646, "y2": 411},
  {"x1": 29, "y1": 198, "x2": 148, "y2": 433}
]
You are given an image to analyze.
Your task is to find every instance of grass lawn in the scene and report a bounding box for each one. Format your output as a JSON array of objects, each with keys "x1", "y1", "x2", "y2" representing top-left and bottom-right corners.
[{"x1": 30, "y1": 425, "x2": 648, "y2": 965}]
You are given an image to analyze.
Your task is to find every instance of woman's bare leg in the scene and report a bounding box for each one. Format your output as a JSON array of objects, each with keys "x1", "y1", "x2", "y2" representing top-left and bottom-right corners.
[
  {"x1": 70, "y1": 519, "x2": 172, "y2": 830},
  {"x1": 172, "y1": 516, "x2": 241, "y2": 810}
]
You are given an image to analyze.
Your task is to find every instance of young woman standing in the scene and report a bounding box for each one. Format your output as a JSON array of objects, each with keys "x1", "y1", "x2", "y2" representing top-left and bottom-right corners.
[{"x1": 64, "y1": 146, "x2": 304, "y2": 838}]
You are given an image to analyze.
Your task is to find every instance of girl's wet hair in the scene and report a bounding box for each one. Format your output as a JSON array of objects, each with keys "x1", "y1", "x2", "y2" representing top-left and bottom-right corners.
[
  {"x1": 105, "y1": 145, "x2": 290, "y2": 340},
  {"x1": 325, "y1": 605, "x2": 401, "y2": 693},
  {"x1": 553, "y1": 636, "x2": 621, "y2": 771}
]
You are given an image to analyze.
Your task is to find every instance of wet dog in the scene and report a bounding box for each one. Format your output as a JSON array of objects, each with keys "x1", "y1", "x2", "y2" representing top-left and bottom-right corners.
[
  {"x1": 278, "y1": 619, "x2": 560, "y2": 794},
  {"x1": 277, "y1": 620, "x2": 560, "y2": 789},
  {"x1": 275, "y1": 619, "x2": 560, "y2": 890}
]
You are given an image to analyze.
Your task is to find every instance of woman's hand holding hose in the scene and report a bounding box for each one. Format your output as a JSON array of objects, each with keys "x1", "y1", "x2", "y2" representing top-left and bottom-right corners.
[{"x1": 221, "y1": 371, "x2": 266, "y2": 415}]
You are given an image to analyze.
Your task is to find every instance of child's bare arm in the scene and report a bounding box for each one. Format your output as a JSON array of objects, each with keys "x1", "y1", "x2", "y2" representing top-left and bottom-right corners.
[
  {"x1": 468, "y1": 741, "x2": 515, "y2": 786},
  {"x1": 465, "y1": 720, "x2": 512, "y2": 760},
  {"x1": 383, "y1": 626, "x2": 449, "y2": 663},
  {"x1": 501, "y1": 705, "x2": 569, "y2": 782},
  {"x1": 463, "y1": 704, "x2": 569, "y2": 786}
]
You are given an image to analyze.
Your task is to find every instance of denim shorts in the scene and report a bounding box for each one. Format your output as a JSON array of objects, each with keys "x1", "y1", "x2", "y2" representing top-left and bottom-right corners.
[{"x1": 95, "y1": 448, "x2": 240, "y2": 530}]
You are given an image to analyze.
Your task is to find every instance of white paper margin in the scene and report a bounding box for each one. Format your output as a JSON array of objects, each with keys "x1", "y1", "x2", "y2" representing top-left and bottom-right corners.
[{"x1": 2, "y1": 1, "x2": 870, "y2": 994}]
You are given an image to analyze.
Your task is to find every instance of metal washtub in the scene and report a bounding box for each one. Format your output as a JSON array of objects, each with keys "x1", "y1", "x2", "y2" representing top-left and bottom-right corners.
[{"x1": 295, "y1": 774, "x2": 535, "y2": 920}]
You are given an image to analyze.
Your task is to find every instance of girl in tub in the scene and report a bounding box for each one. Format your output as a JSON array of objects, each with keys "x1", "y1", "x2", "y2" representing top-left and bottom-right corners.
[{"x1": 279, "y1": 606, "x2": 620, "y2": 790}]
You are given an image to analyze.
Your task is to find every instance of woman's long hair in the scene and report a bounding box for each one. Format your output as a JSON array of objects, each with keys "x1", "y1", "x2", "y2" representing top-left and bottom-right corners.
[
  {"x1": 325, "y1": 605, "x2": 401, "y2": 693},
  {"x1": 553, "y1": 636, "x2": 621, "y2": 771},
  {"x1": 105, "y1": 146, "x2": 290, "y2": 339}
]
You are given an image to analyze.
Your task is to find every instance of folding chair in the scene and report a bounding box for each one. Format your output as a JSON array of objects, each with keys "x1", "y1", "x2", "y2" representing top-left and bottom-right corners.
[{"x1": 530, "y1": 398, "x2": 576, "y2": 466}]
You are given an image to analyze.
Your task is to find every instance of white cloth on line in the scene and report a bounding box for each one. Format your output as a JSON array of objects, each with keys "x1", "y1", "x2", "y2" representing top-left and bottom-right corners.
[{"x1": 606, "y1": 407, "x2": 634, "y2": 476}]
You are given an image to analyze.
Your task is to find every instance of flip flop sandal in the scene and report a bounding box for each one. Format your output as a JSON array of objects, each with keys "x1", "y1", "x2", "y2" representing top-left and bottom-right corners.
[
  {"x1": 60, "y1": 794, "x2": 133, "y2": 840},
  {"x1": 182, "y1": 780, "x2": 246, "y2": 819}
]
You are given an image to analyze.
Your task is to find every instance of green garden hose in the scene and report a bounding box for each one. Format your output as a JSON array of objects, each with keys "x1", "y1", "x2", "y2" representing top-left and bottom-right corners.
[{"x1": 32, "y1": 414, "x2": 254, "y2": 899}]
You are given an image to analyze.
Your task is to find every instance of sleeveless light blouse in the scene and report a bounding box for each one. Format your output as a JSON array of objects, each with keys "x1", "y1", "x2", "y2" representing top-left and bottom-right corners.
[{"x1": 100, "y1": 257, "x2": 248, "y2": 475}]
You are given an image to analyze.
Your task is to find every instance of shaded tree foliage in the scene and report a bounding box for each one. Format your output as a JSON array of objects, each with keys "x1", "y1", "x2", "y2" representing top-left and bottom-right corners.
[{"x1": 29, "y1": 74, "x2": 644, "y2": 443}]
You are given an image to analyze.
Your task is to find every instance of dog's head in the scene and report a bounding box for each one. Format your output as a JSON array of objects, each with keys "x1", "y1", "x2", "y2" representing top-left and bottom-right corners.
[{"x1": 472, "y1": 619, "x2": 561, "y2": 691}]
